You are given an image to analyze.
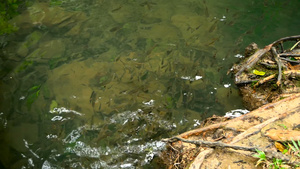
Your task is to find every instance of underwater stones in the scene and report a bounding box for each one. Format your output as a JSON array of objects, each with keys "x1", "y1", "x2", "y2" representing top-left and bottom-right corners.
[
  {"x1": 24, "y1": 39, "x2": 65, "y2": 64},
  {"x1": 88, "y1": 37, "x2": 106, "y2": 51},
  {"x1": 171, "y1": 15, "x2": 207, "y2": 38},
  {"x1": 11, "y1": 2, "x2": 87, "y2": 35},
  {"x1": 138, "y1": 23, "x2": 179, "y2": 41},
  {"x1": 17, "y1": 31, "x2": 43, "y2": 57},
  {"x1": 171, "y1": 14, "x2": 219, "y2": 49},
  {"x1": 109, "y1": 5, "x2": 141, "y2": 23},
  {"x1": 140, "y1": 17, "x2": 162, "y2": 24},
  {"x1": 216, "y1": 87, "x2": 243, "y2": 111},
  {"x1": 39, "y1": 39, "x2": 65, "y2": 59},
  {"x1": 4, "y1": 123, "x2": 38, "y2": 153},
  {"x1": 16, "y1": 45, "x2": 29, "y2": 58},
  {"x1": 64, "y1": 24, "x2": 82, "y2": 36}
]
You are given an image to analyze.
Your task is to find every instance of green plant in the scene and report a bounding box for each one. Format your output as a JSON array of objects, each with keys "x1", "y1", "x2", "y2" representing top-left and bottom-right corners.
[
  {"x1": 0, "y1": 0, "x2": 25, "y2": 35},
  {"x1": 26, "y1": 84, "x2": 41, "y2": 110},
  {"x1": 50, "y1": 0, "x2": 63, "y2": 6},
  {"x1": 269, "y1": 158, "x2": 286, "y2": 169},
  {"x1": 288, "y1": 139, "x2": 300, "y2": 158},
  {"x1": 278, "y1": 124, "x2": 287, "y2": 130},
  {"x1": 253, "y1": 149, "x2": 287, "y2": 169},
  {"x1": 253, "y1": 149, "x2": 267, "y2": 167}
]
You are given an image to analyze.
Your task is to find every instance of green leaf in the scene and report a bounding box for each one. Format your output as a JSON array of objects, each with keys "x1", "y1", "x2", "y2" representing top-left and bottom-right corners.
[
  {"x1": 50, "y1": 100, "x2": 58, "y2": 112},
  {"x1": 292, "y1": 139, "x2": 299, "y2": 150},
  {"x1": 29, "y1": 85, "x2": 41, "y2": 92},
  {"x1": 252, "y1": 69, "x2": 266, "y2": 76}
]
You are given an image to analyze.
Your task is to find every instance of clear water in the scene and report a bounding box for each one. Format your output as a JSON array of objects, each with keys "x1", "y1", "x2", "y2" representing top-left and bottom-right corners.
[{"x1": 0, "y1": 0, "x2": 299, "y2": 168}]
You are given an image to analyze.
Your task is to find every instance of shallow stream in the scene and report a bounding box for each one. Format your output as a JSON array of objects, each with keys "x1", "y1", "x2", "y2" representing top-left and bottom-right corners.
[{"x1": 0, "y1": 0, "x2": 300, "y2": 168}]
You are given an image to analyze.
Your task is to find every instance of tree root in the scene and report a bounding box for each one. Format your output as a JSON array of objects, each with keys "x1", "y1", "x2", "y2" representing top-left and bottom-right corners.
[{"x1": 164, "y1": 137, "x2": 300, "y2": 168}]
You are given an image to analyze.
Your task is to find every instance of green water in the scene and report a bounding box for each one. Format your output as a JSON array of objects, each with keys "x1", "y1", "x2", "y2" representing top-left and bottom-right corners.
[{"x1": 0, "y1": 0, "x2": 299, "y2": 168}]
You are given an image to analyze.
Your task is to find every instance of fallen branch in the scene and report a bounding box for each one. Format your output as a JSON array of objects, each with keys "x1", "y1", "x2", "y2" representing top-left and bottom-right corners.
[
  {"x1": 235, "y1": 79, "x2": 259, "y2": 85},
  {"x1": 253, "y1": 74, "x2": 276, "y2": 87},
  {"x1": 279, "y1": 53, "x2": 300, "y2": 57},
  {"x1": 284, "y1": 70, "x2": 300, "y2": 77},
  {"x1": 271, "y1": 47, "x2": 282, "y2": 86},
  {"x1": 271, "y1": 35, "x2": 300, "y2": 47},
  {"x1": 235, "y1": 35, "x2": 300, "y2": 77},
  {"x1": 280, "y1": 57, "x2": 300, "y2": 63}
]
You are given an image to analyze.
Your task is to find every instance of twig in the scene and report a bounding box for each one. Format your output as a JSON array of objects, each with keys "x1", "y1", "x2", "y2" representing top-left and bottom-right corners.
[
  {"x1": 235, "y1": 35, "x2": 300, "y2": 77},
  {"x1": 271, "y1": 47, "x2": 282, "y2": 86},
  {"x1": 279, "y1": 42, "x2": 284, "y2": 53},
  {"x1": 253, "y1": 74, "x2": 276, "y2": 87},
  {"x1": 279, "y1": 53, "x2": 300, "y2": 57},
  {"x1": 171, "y1": 136, "x2": 257, "y2": 151},
  {"x1": 284, "y1": 70, "x2": 300, "y2": 77},
  {"x1": 271, "y1": 35, "x2": 300, "y2": 46},
  {"x1": 290, "y1": 41, "x2": 300, "y2": 51},
  {"x1": 280, "y1": 57, "x2": 300, "y2": 63},
  {"x1": 235, "y1": 79, "x2": 259, "y2": 85},
  {"x1": 260, "y1": 62, "x2": 278, "y2": 69}
]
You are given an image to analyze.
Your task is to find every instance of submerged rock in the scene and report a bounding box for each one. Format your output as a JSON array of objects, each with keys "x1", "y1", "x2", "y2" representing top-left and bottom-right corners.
[
  {"x1": 17, "y1": 31, "x2": 43, "y2": 57},
  {"x1": 10, "y1": 2, "x2": 87, "y2": 35}
]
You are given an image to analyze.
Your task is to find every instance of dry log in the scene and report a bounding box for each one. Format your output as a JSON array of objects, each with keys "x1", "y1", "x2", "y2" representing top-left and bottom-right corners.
[{"x1": 265, "y1": 129, "x2": 300, "y2": 141}]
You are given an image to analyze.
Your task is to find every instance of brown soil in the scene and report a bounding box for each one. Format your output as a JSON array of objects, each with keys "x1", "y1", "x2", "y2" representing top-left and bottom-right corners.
[{"x1": 161, "y1": 93, "x2": 300, "y2": 169}]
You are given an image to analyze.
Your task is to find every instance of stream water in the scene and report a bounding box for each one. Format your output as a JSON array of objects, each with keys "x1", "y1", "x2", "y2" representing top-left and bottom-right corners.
[{"x1": 0, "y1": 0, "x2": 300, "y2": 168}]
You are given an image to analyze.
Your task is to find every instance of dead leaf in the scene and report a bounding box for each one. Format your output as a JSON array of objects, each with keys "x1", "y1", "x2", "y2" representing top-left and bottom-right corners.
[{"x1": 275, "y1": 141, "x2": 286, "y2": 153}]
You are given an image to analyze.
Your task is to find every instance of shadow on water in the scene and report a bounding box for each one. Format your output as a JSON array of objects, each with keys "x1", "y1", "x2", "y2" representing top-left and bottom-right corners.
[{"x1": 0, "y1": 0, "x2": 300, "y2": 168}]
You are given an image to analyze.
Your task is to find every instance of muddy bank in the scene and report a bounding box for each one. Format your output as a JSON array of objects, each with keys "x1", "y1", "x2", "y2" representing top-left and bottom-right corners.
[
  {"x1": 160, "y1": 37, "x2": 300, "y2": 168},
  {"x1": 161, "y1": 91, "x2": 300, "y2": 169}
]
